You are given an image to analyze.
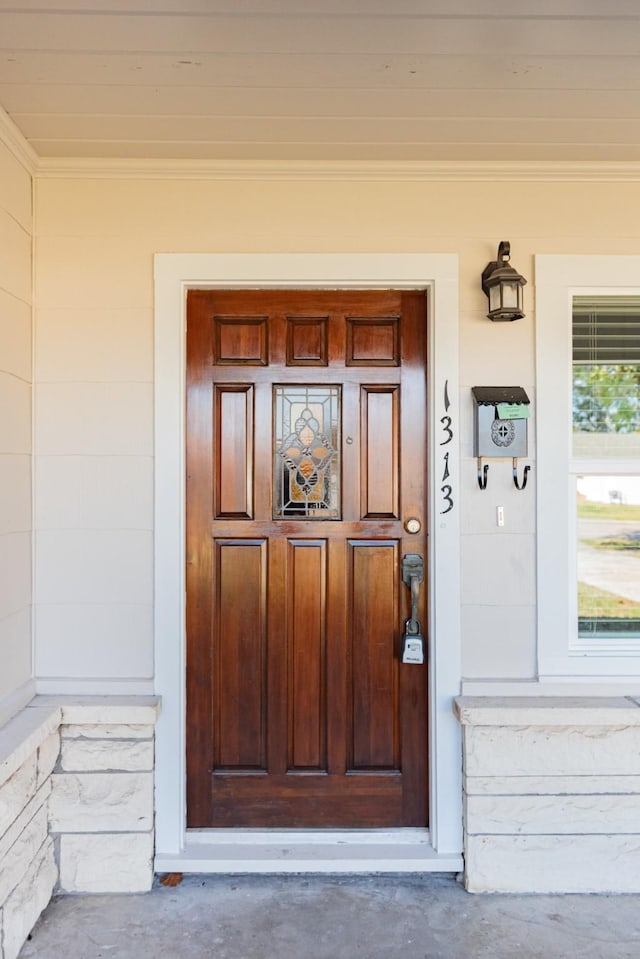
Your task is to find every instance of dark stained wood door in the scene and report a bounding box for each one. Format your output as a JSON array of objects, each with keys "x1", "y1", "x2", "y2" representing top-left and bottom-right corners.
[{"x1": 186, "y1": 289, "x2": 428, "y2": 828}]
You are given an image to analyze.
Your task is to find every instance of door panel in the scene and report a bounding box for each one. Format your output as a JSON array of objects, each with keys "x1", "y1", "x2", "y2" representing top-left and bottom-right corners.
[
  {"x1": 361, "y1": 386, "x2": 399, "y2": 518},
  {"x1": 349, "y1": 539, "x2": 399, "y2": 769},
  {"x1": 186, "y1": 289, "x2": 428, "y2": 828},
  {"x1": 287, "y1": 538, "x2": 327, "y2": 771},
  {"x1": 214, "y1": 385, "x2": 253, "y2": 518},
  {"x1": 214, "y1": 539, "x2": 267, "y2": 771}
]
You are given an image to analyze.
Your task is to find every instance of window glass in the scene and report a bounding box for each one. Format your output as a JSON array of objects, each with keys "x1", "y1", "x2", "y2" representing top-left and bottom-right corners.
[
  {"x1": 576, "y1": 475, "x2": 640, "y2": 638},
  {"x1": 572, "y1": 296, "x2": 640, "y2": 458},
  {"x1": 572, "y1": 296, "x2": 640, "y2": 639}
]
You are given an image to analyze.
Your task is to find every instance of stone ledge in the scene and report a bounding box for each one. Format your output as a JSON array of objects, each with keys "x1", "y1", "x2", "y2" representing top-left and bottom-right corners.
[
  {"x1": 455, "y1": 695, "x2": 640, "y2": 727},
  {"x1": 0, "y1": 707, "x2": 61, "y2": 790},
  {"x1": 28, "y1": 695, "x2": 161, "y2": 726},
  {"x1": 0, "y1": 697, "x2": 159, "y2": 792}
]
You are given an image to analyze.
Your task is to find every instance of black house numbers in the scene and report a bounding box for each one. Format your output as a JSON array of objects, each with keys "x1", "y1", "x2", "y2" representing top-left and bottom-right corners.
[{"x1": 439, "y1": 379, "x2": 454, "y2": 515}]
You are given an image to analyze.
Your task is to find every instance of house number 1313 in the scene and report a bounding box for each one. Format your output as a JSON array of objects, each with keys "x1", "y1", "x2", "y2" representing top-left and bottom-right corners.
[{"x1": 439, "y1": 380, "x2": 454, "y2": 515}]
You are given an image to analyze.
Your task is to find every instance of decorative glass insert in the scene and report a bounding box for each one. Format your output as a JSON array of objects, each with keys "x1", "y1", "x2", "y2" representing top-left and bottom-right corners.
[{"x1": 274, "y1": 386, "x2": 340, "y2": 519}]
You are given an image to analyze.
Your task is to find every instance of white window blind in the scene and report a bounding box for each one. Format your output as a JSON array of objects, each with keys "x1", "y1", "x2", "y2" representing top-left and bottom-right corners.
[{"x1": 573, "y1": 296, "x2": 640, "y2": 365}]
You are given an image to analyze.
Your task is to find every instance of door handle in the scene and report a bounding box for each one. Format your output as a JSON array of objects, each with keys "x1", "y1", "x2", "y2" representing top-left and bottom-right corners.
[
  {"x1": 402, "y1": 553, "x2": 424, "y2": 632},
  {"x1": 401, "y1": 553, "x2": 425, "y2": 665}
]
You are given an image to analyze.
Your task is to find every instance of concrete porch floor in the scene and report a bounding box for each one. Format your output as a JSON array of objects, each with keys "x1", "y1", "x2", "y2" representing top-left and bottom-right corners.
[{"x1": 18, "y1": 874, "x2": 640, "y2": 959}]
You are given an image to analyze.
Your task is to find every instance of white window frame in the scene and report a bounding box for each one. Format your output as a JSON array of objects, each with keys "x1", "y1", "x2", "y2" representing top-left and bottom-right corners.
[{"x1": 536, "y1": 255, "x2": 640, "y2": 679}]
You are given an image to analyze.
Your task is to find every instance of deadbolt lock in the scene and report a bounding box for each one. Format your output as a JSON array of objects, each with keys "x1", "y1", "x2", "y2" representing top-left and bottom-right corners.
[{"x1": 404, "y1": 517, "x2": 421, "y2": 534}]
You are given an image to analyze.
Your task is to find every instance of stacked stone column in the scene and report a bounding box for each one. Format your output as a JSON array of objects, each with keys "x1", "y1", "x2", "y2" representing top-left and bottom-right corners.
[
  {"x1": 0, "y1": 707, "x2": 59, "y2": 959},
  {"x1": 455, "y1": 696, "x2": 640, "y2": 893},
  {"x1": 0, "y1": 696, "x2": 159, "y2": 959},
  {"x1": 49, "y1": 699, "x2": 158, "y2": 894}
]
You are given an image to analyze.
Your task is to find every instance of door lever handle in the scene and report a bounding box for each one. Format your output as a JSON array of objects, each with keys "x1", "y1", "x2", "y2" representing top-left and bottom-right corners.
[{"x1": 402, "y1": 553, "x2": 424, "y2": 631}]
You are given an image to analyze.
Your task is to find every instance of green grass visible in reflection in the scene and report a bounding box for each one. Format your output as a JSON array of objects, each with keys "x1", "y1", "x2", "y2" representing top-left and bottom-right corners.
[
  {"x1": 578, "y1": 581, "x2": 640, "y2": 619},
  {"x1": 582, "y1": 536, "x2": 640, "y2": 552},
  {"x1": 578, "y1": 501, "x2": 640, "y2": 521}
]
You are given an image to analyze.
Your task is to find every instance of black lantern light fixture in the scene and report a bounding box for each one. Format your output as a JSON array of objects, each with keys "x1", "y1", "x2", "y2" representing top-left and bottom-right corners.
[{"x1": 481, "y1": 240, "x2": 527, "y2": 321}]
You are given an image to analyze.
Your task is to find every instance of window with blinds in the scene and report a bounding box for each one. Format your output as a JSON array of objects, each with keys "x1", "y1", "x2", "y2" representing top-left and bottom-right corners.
[
  {"x1": 573, "y1": 296, "x2": 640, "y2": 454},
  {"x1": 572, "y1": 296, "x2": 640, "y2": 640},
  {"x1": 573, "y1": 296, "x2": 640, "y2": 364}
]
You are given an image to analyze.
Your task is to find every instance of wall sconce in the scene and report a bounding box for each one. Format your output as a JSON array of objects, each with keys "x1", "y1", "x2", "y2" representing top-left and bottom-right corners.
[{"x1": 481, "y1": 240, "x2": 527, "y2": 321}]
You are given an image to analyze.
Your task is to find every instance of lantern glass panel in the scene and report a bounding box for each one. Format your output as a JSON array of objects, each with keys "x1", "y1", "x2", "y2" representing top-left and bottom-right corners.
[
  {"x1": 502, "y1": 282, "x2": 520, "y2": 310},
  {"x1": 488, "y1": 285, "x2": 502, "y2": 312}
]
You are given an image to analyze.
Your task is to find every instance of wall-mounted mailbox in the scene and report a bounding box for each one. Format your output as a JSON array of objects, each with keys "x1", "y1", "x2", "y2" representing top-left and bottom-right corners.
[{"x1": 471, "y1": 386, "x2": 531, "y2": 490}]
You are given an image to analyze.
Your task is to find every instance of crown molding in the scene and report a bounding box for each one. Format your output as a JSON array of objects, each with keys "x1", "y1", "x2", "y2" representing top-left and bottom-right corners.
[
  {"x1": 34, "y1": 156, "x2": 640, "y2": 182},
  {"x1": 0, "y1": 105, "x2": 37, "y2": 176}
]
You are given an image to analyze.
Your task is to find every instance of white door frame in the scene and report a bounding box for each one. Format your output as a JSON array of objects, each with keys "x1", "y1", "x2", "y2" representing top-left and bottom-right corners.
[{"x1": 153, "y1": 253, "x2": 462, "y2": 871}]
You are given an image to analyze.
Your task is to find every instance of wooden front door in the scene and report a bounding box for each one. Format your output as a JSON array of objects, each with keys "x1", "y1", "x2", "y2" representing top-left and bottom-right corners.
[{"x1": 186, "y1": 289, "x2": 428, "y2": 828}]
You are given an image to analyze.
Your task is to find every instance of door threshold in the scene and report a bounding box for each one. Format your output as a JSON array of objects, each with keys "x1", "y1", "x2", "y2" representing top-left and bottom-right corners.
[{"x1": 155, "y1": 829, "x2": 463, "y2": 875}]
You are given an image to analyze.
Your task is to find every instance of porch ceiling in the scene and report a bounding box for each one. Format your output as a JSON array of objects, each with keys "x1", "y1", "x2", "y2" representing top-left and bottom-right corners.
[{"x1": 0, "y1": 0, "x2": 639, "y2": 162}]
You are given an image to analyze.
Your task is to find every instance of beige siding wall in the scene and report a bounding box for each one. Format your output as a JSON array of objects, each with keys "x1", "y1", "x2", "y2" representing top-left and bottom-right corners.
[
  {"x1": 0, "y1": 142, "x2": 32, "y2": 705},
  {"x1": 33, "y1": 174, "x2": 640, "y2": 685}
]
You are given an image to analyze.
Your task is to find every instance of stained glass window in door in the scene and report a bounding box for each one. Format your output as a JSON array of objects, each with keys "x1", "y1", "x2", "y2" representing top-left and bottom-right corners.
[{"x1": 274, "y1": 386, "x2": 341, "y2": 518}]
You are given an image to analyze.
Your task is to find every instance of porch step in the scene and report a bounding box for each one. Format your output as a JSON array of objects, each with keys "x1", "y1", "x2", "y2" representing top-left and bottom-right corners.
[{"x1": 155, "y1": 830, "x2": 463, "y2": 874}]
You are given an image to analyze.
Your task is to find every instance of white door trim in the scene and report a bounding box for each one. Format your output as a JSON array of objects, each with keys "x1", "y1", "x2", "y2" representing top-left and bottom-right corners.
[{"x1": 153, "y1": 253, "x2": 462, "y2": 870}]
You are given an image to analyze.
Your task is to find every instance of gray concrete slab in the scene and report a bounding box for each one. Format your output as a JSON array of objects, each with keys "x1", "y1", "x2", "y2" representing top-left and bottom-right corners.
[{"x1": 18, "y1": 874, "x2": 640, "y2": 959}]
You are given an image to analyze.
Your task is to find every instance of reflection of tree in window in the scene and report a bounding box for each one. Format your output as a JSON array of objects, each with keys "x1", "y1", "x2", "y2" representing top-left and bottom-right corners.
[
  {"x1": 572, "y1": 298, "x2": 640, "y2": 436},
  {"x1": 573, "y1": 364, "x2": 640, "y2": 434}
]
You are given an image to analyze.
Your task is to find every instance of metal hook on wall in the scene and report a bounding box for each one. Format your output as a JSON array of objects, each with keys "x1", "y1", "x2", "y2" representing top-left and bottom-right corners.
[
  {"x1": 513, "y1": 458, "x2": 530, "y2": 491},
  {"x1": 477, "y1": 458, "x2": 489, "y2": 490}
]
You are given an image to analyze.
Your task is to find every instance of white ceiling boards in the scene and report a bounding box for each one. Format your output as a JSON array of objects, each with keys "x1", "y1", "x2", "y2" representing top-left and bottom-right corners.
[{"x1": 0, "y1": 1, "x2": 639, "y2": 162}]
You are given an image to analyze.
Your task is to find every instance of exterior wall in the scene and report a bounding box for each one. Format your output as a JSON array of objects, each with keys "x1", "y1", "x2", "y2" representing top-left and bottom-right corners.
[
  {"x1": 0, "y1": 140, "x2": 32, "y2": 715},
  {"x1": 33, "y1": 173, "x2": 640, "y2": 688},
  {"x1": 0, "y1": 697, "x2": 158, "y2": 958},
  {"x1": 33, "y1": 183, "x2": 154, "y2": 686},
  {"x1": 29, "y1": 171, "x2": 640, "y2": 890},
  {"x1": 456, "y1": 697, "x2": 640, "y2": 893}
]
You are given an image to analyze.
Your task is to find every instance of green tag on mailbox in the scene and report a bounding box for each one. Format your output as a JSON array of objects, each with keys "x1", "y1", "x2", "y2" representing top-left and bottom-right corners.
[{"x1": 496, "y1": 402, "x2": 530, "y2": 420}]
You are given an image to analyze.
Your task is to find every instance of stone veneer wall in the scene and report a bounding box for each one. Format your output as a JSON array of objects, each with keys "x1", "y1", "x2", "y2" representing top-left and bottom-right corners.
[
  {"x1": 0, "y1": 696, "x2": 159, "y2": 959},
  {"x1": 455, "y1": 696, "x2": 640, "y2": 894}
]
